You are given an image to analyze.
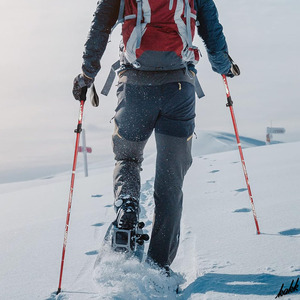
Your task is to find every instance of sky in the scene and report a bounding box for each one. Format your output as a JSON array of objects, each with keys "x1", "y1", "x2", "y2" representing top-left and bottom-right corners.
[{"x1": 0, "y1": 0, "x2": 299, "y2": 183}]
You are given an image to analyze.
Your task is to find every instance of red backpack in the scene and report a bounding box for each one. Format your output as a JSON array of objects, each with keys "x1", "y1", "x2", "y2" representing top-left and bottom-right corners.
[
  {"x1": 115, "y1": 0, "x2": 200, "y2": 71},
  {"x1": 101, "y1": 0, "x2": 204, "y2": 98}
]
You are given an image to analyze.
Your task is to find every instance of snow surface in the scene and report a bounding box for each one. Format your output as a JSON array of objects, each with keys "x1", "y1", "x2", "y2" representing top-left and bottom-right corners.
[{"x1": 0, "y1": 135, "x2": 300, "y2": 300}]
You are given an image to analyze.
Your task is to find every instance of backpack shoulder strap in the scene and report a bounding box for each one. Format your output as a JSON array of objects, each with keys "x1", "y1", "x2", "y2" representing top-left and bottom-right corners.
[
  {"x1": 111, "y1": 0, "x2": 126, "y2": 31},
  {"x1": 184, "y1": 0, "x2": 193, "y2": 47},
  {"x1": 135, "y1": 0, "x2": 143, "y2": 49}
]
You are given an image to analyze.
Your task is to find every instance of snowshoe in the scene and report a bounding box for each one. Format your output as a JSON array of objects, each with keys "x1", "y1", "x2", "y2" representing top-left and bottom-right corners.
[
  {"x1": 111, "y1": 221, "x2": 149, "y2": 261},
  {"x1": 100, "y1": 222, "x2": 149, "y2": 262},
  {"x1": 98, "y1": 197, "x2": 149, "y2": 262}
]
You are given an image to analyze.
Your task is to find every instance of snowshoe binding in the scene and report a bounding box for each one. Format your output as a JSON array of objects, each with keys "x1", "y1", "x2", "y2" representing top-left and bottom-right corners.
[{"x1": 114, "y1": 196, "x2": 140, "y2": 230}]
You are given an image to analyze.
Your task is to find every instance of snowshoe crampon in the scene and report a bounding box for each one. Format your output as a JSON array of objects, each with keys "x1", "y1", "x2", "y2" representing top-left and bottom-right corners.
[
  {"x1": 101, "y1": 221, "x2": 149, "y2": 262},
  {"x1": 112, "y1": 222, "x2": 149, "y2": 260}
]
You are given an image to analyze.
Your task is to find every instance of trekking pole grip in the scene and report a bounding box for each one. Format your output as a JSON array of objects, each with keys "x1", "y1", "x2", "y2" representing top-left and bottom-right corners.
[
  {"x1": 221, "y1": 75, "x2": 233, "y2": 107},
  {"x1": 80, "y1": 86, "x2": 88, "y2": 101},
  {"x1": 75, "y1": 100, "x2": 85, "y2": 134}
]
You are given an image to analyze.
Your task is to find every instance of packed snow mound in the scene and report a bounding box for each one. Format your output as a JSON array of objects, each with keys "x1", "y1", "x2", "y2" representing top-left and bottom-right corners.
[{"x1": 93, "y1": 248, "x2": 182, "y2": 299}]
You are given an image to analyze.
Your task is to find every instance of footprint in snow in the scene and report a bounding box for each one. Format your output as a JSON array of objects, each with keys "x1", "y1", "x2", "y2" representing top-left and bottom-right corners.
[
  {"x1": 233, "y1": 208, "x2": 251, "y2": 213},
  {"x1": 290, "y1": 266, "x2": 300, "y2": 272},
  {"x1": 92, "y1": 222, "x2": 105, "y2": 227},
  {"x1": 279, "y1": 228, "x2": 300, "y2": 236},
  {"x1": 85, "y1": 250, "x2": 99, "y2": 256},
  {"x1": 91, "y1": 194, "x2": 103, "y2": 198}
]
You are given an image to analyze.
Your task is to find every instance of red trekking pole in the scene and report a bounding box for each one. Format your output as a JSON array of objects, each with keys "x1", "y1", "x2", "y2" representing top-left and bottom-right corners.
[
  {"x1": 56, "y1": 88, "x2": 87, "y2": 295},
  {"x1": 221, "y1": 75, "x2": 260, "y2": 235}
]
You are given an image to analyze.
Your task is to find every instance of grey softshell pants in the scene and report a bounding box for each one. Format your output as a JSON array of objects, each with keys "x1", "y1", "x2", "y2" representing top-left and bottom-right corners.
[{"x1": 112, "y1": 81, "x2": 195, "y2": 267}]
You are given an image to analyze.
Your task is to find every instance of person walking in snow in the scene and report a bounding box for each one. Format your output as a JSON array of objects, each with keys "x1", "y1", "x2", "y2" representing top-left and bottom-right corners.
[{"x1": 72, "y1": 0, "x2": 239, "y2": 273}]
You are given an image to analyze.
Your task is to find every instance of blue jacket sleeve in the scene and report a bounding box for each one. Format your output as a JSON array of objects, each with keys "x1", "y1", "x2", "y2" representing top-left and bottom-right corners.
[
  {"x1": 195, "y1": 0, "x2": 231, "y2": 75},
  {"x1": 82, "y1": 0, "x2": 120, "y2": 78}
]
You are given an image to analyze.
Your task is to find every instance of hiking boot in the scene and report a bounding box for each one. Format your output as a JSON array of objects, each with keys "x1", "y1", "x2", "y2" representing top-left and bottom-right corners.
[{"x1": 114, "y1": 196, "x2": 139, "y2": 230}]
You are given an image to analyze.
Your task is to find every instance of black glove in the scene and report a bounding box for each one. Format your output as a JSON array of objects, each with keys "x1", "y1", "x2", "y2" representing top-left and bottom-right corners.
[
  {"x1": 226, "y1": 54, "x2": 240, "y2": 78},
  {"x1": 73, "y1": 74, "x2": 94, "y2": 100}
]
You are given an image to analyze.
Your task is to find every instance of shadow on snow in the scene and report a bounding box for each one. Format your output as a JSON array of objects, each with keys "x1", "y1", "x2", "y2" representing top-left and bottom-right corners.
[{"x1": 180, "y1": 273, "x2": 300, "y2": 298}]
